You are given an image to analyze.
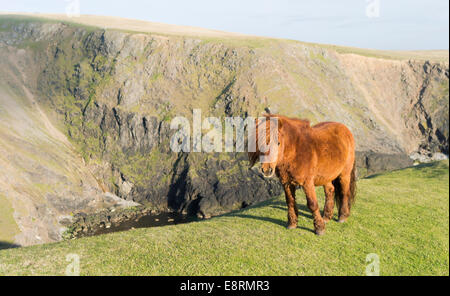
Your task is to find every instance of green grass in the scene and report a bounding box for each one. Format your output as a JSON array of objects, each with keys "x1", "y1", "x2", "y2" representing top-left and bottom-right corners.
[
  {"x1": 0, "y1": 194, "x2": 20, "y2": 246},
  {"x1": 0, "y1": 161, "x2": 448, "y2": 275}
]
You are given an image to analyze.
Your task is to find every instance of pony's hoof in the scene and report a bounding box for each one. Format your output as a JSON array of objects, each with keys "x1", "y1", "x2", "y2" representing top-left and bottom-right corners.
[
  {"x1": 286, "y1": 225, "x2": 297, "y2": 230},
  {"x1": 338, "y1": 218, "x2": 347, "y2": 223},
  {"x1": 315, "y1": 229, "x2": 325, "y2": 236}
]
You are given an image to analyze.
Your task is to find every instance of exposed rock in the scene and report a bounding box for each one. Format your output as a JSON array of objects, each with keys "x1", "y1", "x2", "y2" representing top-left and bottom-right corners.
[
  {"x1": 356, "y1": 151, "x2": 414, "y2": 177},
  {"x1": 410, "y1": 152, "x2": 449, "y2": 163}
]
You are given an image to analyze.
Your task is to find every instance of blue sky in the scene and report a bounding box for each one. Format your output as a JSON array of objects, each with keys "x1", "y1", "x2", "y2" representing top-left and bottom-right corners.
[{"x1": 1, "y1": 0, "x2": 448, "y2": 50}]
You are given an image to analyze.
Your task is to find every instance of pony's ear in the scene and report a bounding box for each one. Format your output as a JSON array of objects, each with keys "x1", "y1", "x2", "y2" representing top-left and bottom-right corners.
[
  {"x1": 261, "y1": 113, "x2": 271, "y2": 120},
  {"x1": 276, "y1": 117, "x2": 283, "y2": 130}
]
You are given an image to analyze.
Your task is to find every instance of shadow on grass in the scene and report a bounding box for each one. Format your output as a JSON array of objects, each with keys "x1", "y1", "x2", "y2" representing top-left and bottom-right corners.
[
  {"x1": 232, "y1": 214, "x2": 315, "y2": 234},
  {"x1": 269, "y1": 203, "x2": 313, "y2": 220},
  {"x1": 219, "y1": 199, "x2": 315, "y2": 234},
  {"x1": 0, "y1": 241, "x2": 20, "y2": 250}
]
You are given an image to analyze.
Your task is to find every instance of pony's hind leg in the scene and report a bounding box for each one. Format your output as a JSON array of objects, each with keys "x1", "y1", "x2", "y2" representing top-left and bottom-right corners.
[
  {"x1": 338, "y1": 175, "x2": 351, "y2": 223},
  {"x1": 284, "y1": 184, "x2": 298, "y2": 229},
  {"x1": 322, "y1": 182, "x2": 335, "y2": 223},
  {"x1": 303, "y1": 181, "x2": 325, "y2": 235}
]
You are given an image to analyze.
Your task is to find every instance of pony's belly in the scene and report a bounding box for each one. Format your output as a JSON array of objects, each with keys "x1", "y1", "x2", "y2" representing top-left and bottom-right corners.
[
  {"x1": 313, "y1": 172, "x2": 341, "y2": 186},
  {"x1": 313, "y1": 176, "x2": 332, "y2": 186},
  {"x1": 289, "y1": 177, "x2": 331, "y2": 187},
  {"x1": 285, "y1": 172, "x2": 337, "y2": 187}
]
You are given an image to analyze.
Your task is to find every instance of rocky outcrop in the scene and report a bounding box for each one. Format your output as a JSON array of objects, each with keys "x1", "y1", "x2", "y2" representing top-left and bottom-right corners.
[
  {"x1": 356, "y1": 152, "x2": 414, "y2": 177},
  {"x1": 405, "y1": 61, "x2": 449, "y2": 154}
]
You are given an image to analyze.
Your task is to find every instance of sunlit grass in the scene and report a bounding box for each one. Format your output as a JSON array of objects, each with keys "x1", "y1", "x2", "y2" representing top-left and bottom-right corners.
[{"x1": 0, "y1": 161, "x2": 448, "y2": 275}]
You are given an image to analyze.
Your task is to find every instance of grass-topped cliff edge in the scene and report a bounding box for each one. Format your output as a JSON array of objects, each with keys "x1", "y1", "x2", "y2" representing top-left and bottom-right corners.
[{"x1": 0, "y1": 161, "x2": 448, "y2": 276}]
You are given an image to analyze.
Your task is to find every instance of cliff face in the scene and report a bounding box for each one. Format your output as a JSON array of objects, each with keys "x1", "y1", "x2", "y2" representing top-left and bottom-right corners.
[{"x1": 0, "y1": 15, "x2": 448, "y2": 245}]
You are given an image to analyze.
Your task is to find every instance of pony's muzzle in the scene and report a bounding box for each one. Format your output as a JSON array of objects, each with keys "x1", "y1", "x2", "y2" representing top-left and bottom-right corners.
[{"x1": 261, "y1": 167, "x2": 275, "y2": 178}]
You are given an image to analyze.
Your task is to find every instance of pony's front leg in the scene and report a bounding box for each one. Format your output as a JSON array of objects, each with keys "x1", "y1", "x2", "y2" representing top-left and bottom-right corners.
[
  {"x1": 283, "y1": 184, "x2": 298, "y2": 229},
  {"x1": 303, "y1": 182, "x2": 326, "y2": 235}
]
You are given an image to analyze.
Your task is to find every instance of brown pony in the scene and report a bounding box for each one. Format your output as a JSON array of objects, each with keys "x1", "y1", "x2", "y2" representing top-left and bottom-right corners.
[{"x1": 248, "y1": 114, "x2": 356, "y2": 235}]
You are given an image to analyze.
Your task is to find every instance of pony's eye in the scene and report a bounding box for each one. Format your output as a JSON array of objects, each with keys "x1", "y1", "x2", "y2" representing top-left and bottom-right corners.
[{"x1": 278, "y1": 142, "x2": 281, "y2": 146}]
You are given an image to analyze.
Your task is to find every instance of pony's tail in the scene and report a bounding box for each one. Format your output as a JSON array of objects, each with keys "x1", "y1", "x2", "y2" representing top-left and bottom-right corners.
[
  {"x1": 348, "y1": 160, "x2": 357, "y2": 210},
  {"x1": 333, "y1": 160, "x2": 357, "y2": 212},
  {"x1": 332, "y1": 178, "x2": 343, "y2": 211}
]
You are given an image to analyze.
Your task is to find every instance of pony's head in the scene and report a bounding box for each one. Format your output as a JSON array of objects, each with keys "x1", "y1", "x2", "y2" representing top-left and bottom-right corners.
[{"x1": 248, "y1": 114, "x2": 284, "y2": 178}]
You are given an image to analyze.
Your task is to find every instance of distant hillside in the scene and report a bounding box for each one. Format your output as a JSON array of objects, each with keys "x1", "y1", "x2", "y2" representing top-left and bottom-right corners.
[
  {"x1": 0, "y1": 12, "x2": 250, "y2": 38},
  {"x1": 0, "y1": 14, "x2": 448, "y2": 246}
]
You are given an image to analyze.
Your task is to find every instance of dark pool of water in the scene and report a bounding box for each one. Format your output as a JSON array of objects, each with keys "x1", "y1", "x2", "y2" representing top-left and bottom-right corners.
[{"x1": 91, "y1": 212, "x2": 198, "y2": 237}]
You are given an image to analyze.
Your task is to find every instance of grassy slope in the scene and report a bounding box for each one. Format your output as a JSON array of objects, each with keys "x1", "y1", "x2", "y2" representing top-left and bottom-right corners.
[
  {"x1": 0, "y1": 161, "x2": 448, "y2": 276},
  {"x1": 0, "y1": 194, "x2": 19, "y2": 245}
]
